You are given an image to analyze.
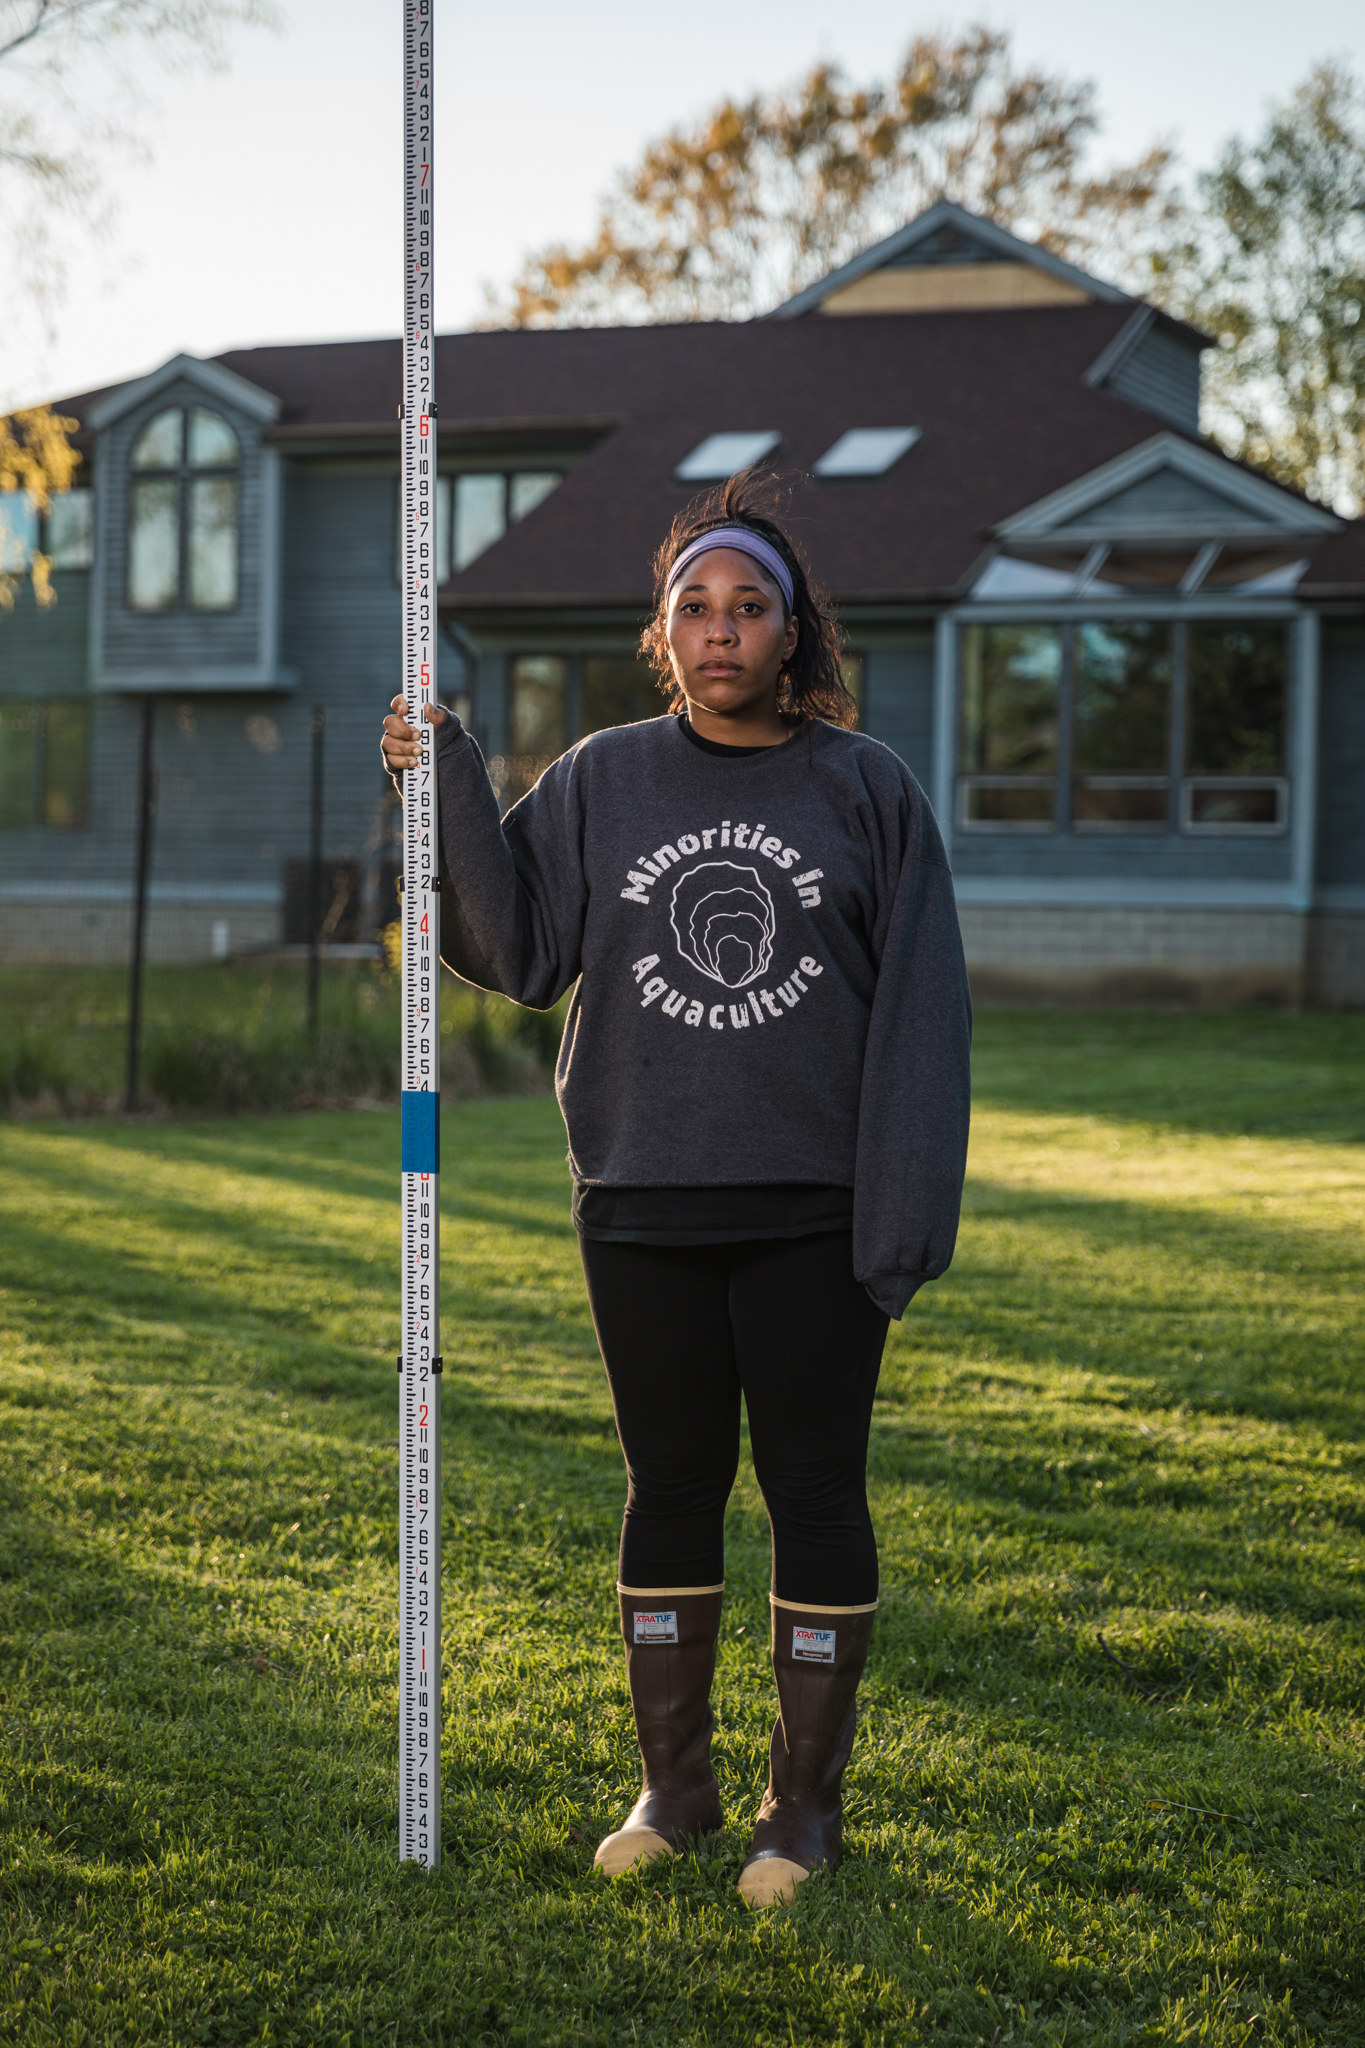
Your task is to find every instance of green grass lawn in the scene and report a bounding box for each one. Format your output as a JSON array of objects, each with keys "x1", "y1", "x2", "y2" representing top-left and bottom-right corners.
[{"x1": 1, "y1": 1011, "x2": 1363, "y2": 2047}]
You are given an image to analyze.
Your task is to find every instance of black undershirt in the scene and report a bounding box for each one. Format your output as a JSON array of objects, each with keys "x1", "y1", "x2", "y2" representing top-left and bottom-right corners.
[{"x1": 572, "y1": 714, "x2": 853, "y2": 1246}]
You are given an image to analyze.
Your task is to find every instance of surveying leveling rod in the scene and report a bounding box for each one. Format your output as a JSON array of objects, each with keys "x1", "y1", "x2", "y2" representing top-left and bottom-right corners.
[{"x1": 398, "y1": 0, "x2": 442, "y2": 1869}]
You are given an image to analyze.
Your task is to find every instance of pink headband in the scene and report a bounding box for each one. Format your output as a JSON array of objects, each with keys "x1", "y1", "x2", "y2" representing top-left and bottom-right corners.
[{"x1": 665, "y1": 527, "x2": 795, "y2": 612}]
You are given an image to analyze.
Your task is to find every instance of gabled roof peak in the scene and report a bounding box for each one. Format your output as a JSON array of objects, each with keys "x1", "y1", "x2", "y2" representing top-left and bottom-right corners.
[
  {"x1": 767, "y1": 198, "x2": 1132, "y2": 320},
  {"x1": 994, "y1": 432, "x2": 1341, "y2": 545},
  {"x1": 84, "y1": 351, "x2": 281, "y2": 433}
]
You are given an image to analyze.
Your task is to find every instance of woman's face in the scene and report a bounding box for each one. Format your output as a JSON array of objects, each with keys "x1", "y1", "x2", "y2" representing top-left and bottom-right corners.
[{"x1": 665, "y1": 548, "x2": 799, "y2": 725}]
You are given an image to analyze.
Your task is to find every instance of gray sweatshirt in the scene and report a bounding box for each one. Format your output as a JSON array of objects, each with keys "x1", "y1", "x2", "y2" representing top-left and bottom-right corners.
[{"x1": 433, "y1": 711, "x2": 971, "y2": 1317}]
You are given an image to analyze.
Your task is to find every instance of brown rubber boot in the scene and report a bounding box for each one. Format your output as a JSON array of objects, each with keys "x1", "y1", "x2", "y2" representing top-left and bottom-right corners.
[
  {"x1": 594, "y1": 1585, "x2": 725, "y2": 1876},
  {"x1": 737, "y1": 1597, "x2": 877, "y2": 1908}
]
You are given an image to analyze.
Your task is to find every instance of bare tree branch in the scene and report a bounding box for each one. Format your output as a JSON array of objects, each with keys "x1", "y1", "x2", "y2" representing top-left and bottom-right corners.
[{"x1": 0, "y1": 0, "x2": 279, "y2": 602}]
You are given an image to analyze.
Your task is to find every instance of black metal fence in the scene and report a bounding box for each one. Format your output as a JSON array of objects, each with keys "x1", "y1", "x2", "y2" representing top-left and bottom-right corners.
[{"x1": 1, "y1": 690, "x2": 411, "y2": 1113}]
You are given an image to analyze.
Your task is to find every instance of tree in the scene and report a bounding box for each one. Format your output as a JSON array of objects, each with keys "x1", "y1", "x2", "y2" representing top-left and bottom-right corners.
[
  {"x1": 1149, "y1": 60, "x2": 1365, "y2": 513},
  {"x1": 487, "y1": 28, "x2": 1180, "y2": 329},
  {"x1": 0, "y1": 403, "x2": 78, "y2": 609},
  {"x1": 0, "y1": 0, "x2": 279, "y2": 600}
]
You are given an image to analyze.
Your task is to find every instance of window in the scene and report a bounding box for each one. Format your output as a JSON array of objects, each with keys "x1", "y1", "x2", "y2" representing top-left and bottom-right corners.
[
  {"x1": 1185, "y1": 623, "x2": 1288, "y2": 830},
  {"x1": 581, "y1": 656, "x2": 663, "y2": 736},
  {"x1": 0, "y1": 703, "x2": 35, "y2": 825},
  {"x1": 496, "y1": 652, "x2": 666, "y2": 807},
  {"x1": 44, "y1": 488, "x2": 93, "y2": 569},
  {"x1": 1072, "y1": 620, "x2": 1171, "y2": 828},
  {"x1": 501, "y1": 656, "x2": 567, "y2": 805},
  {"x1": 0, "y1": 493, "x2": 38, "y2": 574},
  {"x1": 0, "y1": 699, "x2": 90, "y2": 829},
  {"x1": 453, "y1": 474, "x2": 506, "y2": 573},
  {"x1": 813, "y1": 428, "x2": 920, "y2": 478},
  {"x1": 960, "y1": 624, "x2": 1060, "y2": 825},
  {"x1": 675, "y1": 432, "x2": 780, "y2": 482},
  {"x1": 509, "y1": 471, "x2": 560, "y2": 523},
  {"x1": 128, "y1": 404, "x2": 239, "y2": 612},
  {"x1": 398, "y1": 469, "x2": 563, "y2": 580},
  {"x1": 509, "y1": 656, "x2": 567, "y2": 755},
  {"x1": 959, "y1": 619, "x2": 1289, "y2": 834}
]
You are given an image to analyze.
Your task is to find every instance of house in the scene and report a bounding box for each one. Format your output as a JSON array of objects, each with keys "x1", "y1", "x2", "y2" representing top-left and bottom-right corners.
[{"x1": 3, "y1": 200, "x2": 1363, "y2": 1002}]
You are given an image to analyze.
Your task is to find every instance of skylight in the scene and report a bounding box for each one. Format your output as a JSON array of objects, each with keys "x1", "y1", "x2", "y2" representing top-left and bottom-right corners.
[
  {"x1": 675, "y1": 431, "x2": 781, "y2": 481},
  {"x1": 813, "y1": 427, "x2": 921, "y2": 478}
]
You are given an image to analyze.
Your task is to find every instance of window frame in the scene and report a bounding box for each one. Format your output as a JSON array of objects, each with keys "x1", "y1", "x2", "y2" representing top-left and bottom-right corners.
[
  {"x1": 955, "y1": 611, "x2": 1294, "y2": 838},
  {"x1": 396, "y1": 466, "x2": 565, "y2": 586},
  {"x1": 126, "y1": 404, "x2": 241, "y2": 615}
]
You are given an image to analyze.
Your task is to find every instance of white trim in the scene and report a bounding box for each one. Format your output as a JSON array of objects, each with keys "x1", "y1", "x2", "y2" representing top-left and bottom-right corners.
[
  {"x1": 1180, "y1": 542, "x2": 1221, "y2": 594},
  {"x1": 257, "y1": 446, "x2": 284, "y2": 678},
  {"x1": 954, "y1": 595, "x2": 1305, "y2": 624},
  {"x1": 91, "y1": 666, "x2": 295, "y2": 693},
  {"x1": 1181, "y1": 778, "x2": 1288, "y2": 837},
  {"x1": 86, "y1": 430, "x2": 109, "y2": 687},
  {"x1": 1290, "y1": 613, "x2": 1320, "y2": 912},
  {"x1": 1082, "y1": 305, "x2": 1157, "y2": 387},
  {"x1": 931, "y1": 612, "x2": 955, "y2": 842},
  {"x1": 994, "y1": 433, "x2": 1339, "y2": 544},
  {"x1": 85, "y1": 353, "x2": 281, "y2": 432},
  {"x1": 0, "y1": 881, "x2": 281, "y2": 904},
  {"x1": 952, "y1": 877, "x2": 1302, "y2": 910}
]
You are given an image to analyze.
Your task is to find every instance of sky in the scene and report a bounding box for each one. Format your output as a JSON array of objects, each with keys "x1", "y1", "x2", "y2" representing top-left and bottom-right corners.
[{"x1": 5, "y1": 0, "x2": 1364, "y2": 407}]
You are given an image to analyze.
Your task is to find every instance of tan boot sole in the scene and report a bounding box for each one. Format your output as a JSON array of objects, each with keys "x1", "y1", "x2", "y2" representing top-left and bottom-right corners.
[
  {"x1": 593, "y1": 1825, "x2": 675, "y2": 1876},
  {"x1": 737, "y1": 1855, "x2": 809, "y2": 1908}
]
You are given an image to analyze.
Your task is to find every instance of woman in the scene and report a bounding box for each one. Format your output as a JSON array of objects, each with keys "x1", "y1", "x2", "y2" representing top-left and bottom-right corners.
[{"x1": 382, "y1": 477, "x2": 971, "y2": 1907}]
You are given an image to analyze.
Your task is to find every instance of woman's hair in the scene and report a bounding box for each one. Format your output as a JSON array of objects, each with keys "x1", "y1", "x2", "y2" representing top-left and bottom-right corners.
[{"x1": 639, "y1": 471, "x2": 858, "y2": 730}]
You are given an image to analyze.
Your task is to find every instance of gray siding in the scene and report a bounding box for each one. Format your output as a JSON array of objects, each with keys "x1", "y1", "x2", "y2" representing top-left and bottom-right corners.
[
  {"x1": 1104, "y1": 324, "x2": 1202, "y2": 434},
  {"x1": 951, "y1": 832, "x2": 1294, "y2": 885},
  {"x1": 280, "y1": 458, "x2": 405, "y2": 873},
  {"x1": 1317, "y1": 626, "x2": 1365, "y2": 889},
  {"x1": 861, "y1": 634, "x2": 934, "y2": 788},
  {"x1": 1, "y1": 457, "x2": 403, "y2": 915},
  {"x1": 0, "y1": 567, "x2": 89, "y2": 696}
]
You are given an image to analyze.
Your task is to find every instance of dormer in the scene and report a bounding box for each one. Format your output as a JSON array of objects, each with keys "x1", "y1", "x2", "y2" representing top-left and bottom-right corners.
[
  {"x1": 973, "y1": 432, "x2": 1340, "y2": 601},
  {"x1": 768, "y1": 199, "x2": 1210, "y2": 433},
  {"x1": 85, "y1": 353, "x2": 288, "y2": 692}
]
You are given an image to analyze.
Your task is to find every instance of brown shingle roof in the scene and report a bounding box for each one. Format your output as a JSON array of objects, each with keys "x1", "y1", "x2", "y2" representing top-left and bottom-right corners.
[{"x1": 57, "y1": 307, "x2": 1365, "y2": 604}]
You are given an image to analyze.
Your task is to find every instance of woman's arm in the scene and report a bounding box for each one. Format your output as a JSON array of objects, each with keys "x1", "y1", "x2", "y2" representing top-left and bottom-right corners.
[
  {"x1": 382, "y1": 697, "x2": 587, "y2": 1010},
  {"x1": 852, "y1": 790, "x2": 972, "y2": 1318}
]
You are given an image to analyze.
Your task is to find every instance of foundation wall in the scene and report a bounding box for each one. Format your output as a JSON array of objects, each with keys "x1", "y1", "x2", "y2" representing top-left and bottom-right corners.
[
  {"x1": 1306, "y1": 913, "x2": 1365, "y2": 1009},
  {"x1": 0, "y1": 900, "x2": 282, "y2": 966},
  {"x1": 7, "y1": 895, "x2": 1364, "y2": 1007},
  {"x1": 959, "y1": 905, "x2": 1311, "y2": 1006}
]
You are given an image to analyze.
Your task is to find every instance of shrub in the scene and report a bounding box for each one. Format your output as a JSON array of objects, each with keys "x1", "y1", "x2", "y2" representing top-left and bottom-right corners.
[{"x1": 0, "y1": 1034, "x2": 76, "y2": 1111}]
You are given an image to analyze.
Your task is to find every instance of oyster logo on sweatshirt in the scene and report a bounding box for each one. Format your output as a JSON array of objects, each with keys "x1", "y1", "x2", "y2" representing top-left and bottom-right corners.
[
  {"x1": 623, "y1": 827, "x2": 827, "y2": 1031},
  {"x1": 669, "y1": 862, "x2": 775, "y2": 990}
]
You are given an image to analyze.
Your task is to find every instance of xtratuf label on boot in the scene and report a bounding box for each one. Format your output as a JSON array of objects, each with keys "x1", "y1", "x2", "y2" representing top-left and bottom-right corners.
[
  {"x1": 633, "y1": 1610, "x2": 679, "y2": 1644},
  {"x1": 792, "y1": 1626, "x2": 836, "y2": 1663}
]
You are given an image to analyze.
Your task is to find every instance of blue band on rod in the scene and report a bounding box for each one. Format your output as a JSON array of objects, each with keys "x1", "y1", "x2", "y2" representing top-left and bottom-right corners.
[{"x1": 401, "y1": 1090, "x2": 440, "y2": 1174}]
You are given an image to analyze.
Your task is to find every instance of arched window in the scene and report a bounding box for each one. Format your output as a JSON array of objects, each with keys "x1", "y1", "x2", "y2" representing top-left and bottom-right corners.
[{"x1": 128, "y1": 405, "x2": 240, "y2": 612}]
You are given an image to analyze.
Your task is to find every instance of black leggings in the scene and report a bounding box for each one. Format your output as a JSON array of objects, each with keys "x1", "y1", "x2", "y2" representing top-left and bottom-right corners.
[{"x1": 578, "y1": 1230, "x2": 889, "y2": 1607}]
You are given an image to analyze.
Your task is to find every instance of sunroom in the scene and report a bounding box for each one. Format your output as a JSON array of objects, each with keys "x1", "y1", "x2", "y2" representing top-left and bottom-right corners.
[{"x1": 944, "y1": 435, "x2": 1339, "y2": 855}]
